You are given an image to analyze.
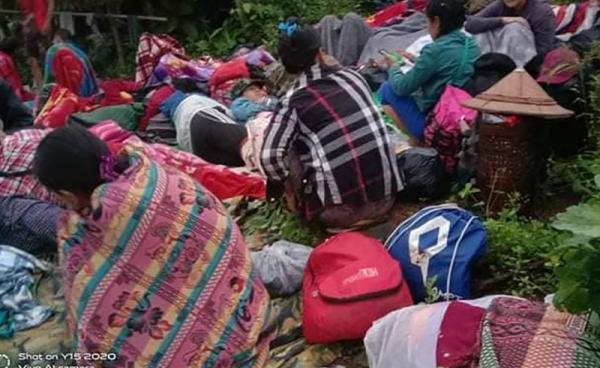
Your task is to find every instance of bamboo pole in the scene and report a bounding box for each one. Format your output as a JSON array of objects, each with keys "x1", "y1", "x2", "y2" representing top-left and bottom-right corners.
[{"x1": 0, "y1": 9, "x2": 167, "y2": 22}]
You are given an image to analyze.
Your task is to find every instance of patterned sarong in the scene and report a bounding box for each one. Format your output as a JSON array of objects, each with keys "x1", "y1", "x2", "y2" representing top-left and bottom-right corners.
[
  {"x1": 479, "y1": 297, "x2": 600, "y2": 368},
  {"x1": 58, "y1": 149, "x2": 273, "y2": 367}
]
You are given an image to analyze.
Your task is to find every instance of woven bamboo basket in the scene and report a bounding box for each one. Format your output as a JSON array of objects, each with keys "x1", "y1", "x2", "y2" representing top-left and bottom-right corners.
[{"x1": 477, "y1": 119, "x2": 540, "y2": 213}]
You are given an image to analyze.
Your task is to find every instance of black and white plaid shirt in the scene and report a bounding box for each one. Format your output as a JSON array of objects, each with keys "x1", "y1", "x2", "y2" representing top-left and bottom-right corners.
[{"x1": 261, "y1": 64, "x2": 403, "y2": 218}]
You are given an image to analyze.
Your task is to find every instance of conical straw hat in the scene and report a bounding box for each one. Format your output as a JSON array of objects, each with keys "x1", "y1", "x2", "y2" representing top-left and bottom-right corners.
[{"x1": 462, "y1": 69, "x2": 574, "y2": 119}]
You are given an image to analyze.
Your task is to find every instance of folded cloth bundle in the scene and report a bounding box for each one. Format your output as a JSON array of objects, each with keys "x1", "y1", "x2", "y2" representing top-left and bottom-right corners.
[{"x1": 0, "y1": 245, "x2": 53, "y2": 338}]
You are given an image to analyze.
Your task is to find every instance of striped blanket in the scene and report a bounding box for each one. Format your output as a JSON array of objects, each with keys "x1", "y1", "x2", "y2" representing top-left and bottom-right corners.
[
  {"x1": 135, "y1": 33, "x2": 186, "y2": 86},
  {"x1": 58, "y1": 148, "x2": 273, "y2": 367},
  {"x1": 553, "y1": 1, "x2": 600, "y2": 41},
  {"x1": 479, "y1": 297, "x2": 600, "y2": 368}
]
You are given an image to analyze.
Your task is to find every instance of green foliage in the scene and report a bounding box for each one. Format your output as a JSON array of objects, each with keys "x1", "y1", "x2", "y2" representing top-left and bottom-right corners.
[
  {"x1": 451, "y1": 182, "x2": 484, "y2": 213},
  {"x1": 547, "y1": 42, "x2": 600, "y2": 316},
  {"x1": 423, "y1": 276, "x2": 441, "y2": 304},
  {"x1": 552, "y1": 153, "x2": 600, "y2": 198},
  {"x1": 553, "y1": 200, "x2": 600, "y2": 238},
  {"x1": 577, "y1": 43, "x2": 600, "y2": 147},
  {"x1": 483, "y1": 205, "x2": 565, "y2": 298},
  {"x1": 190, "y1": 0, "x2": 369, "y2": 57},
  {"x1": 551, "y1": 200, "x2": 600, "y2": 315},
  {"x1": 86, "y1": 33, "x2": 135, "y2": 78},
  {"x1": 239, "y1": 201, "x2": 326, "y2": 247},
  {"x1": 551, "y1": 239, "x2": 600, "y2": 315}
]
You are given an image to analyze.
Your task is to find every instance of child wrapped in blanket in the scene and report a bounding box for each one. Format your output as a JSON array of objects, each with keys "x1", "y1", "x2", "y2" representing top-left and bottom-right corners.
[{"x1": 230, "y1": 79, "x2": 278, "y2": 123}]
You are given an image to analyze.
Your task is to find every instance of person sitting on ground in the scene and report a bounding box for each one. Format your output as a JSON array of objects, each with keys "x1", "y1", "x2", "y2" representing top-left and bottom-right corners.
[
  {"x1": 33, "y1": 125, "x2": 273, "y2": 367},
  {"x1": 378, "y1": 0, "x2": 480, "y2": 142},
  {"x1": 261, "y1": 19, "x2": 403, "y2": 232},
  {"x1": 44, "y1": 28, "x2": 98, "y2": 97},
  {"x1": 0, "y1": 78, "x2": 34, "y2": 133},
  {"x1": 0, "y1": 128, "x2": 61, "y2": 203},
  {"x1": 465, "y1": 0, "x2": 558, "y2": 73},
  {"x1": 230, "y1": 79, "x2": 278, "y2": 123}
]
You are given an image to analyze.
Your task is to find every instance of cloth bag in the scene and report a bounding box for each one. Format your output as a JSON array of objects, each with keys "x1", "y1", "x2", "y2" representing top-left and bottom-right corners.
[
  {"x1": 424, "y1": 39, "x2": 478, "y2": 174},
  {"x1": 303, "y1": 232, "x2": 413, "y2": 344},
  {"x1": 384, "y1": 204, "x2": 487, "y2": 302},
  {"x1": 397, "y1": 147, "x2": 450, "y2": 201},
  {"x1": 251, "y1": 241, "x2": 312, "y2": 298}
]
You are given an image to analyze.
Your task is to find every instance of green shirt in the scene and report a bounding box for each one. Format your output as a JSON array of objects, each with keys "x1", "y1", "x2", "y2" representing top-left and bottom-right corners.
[{"x1": 388, "y1": 31, "x2": 480, "y2": 112}]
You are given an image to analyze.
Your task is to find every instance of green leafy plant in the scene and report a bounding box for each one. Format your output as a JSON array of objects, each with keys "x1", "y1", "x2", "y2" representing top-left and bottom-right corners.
[
  {"x1": 551, "y1": 200, "x2": 600, "y2": 315},
  {"x1": 450, "y1": 182, "x2": 484, "y2": 213},
  {"x1": 552, "y1": 152, "x2": 600, "y2": 199},
  {"x1": 551, "y1": 239, "x2": 600, "y2": 315},
  {"x1": 239, "y1": 201, "x2": 326, "y2": 247},
  {"x1": 482, "y1": 204, "x2": 565, "y2": 298}
]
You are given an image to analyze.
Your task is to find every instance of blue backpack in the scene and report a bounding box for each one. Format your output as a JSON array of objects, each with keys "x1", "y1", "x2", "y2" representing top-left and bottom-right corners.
[{"x1": 384, "y1": 204, "x2": 487, "y2": 302}]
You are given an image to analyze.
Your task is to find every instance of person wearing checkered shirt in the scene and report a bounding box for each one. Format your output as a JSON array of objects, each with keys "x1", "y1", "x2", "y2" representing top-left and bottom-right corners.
[
  {"x1": 0, "y1": 128, "x2": 60, "y2": 204},
  {"x1": 261, "y1": 19, "x2": 403, "y2": 231}
]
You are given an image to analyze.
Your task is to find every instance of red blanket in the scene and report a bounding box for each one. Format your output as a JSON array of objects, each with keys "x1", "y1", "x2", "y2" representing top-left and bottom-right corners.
[
  {"x1": 0, "y1": 52, "x2": 33, "y2": 101},
  {"x1": 90, "y1": 121, "x2": 267, "y2": 200}
]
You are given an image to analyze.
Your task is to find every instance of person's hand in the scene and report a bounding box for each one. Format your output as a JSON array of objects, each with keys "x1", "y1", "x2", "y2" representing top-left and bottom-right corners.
[
  {"x1": 502, "y1": 17, "x2": 530, "y2": 28},
  {"x1": 396, "y1": 50, "x2": 417, "y2": 62},
  {"x1": 384, "y1": 54, "x2": 395, "y2": 68}
]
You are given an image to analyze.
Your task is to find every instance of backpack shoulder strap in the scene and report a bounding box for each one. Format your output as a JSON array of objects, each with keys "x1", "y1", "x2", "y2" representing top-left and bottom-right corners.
[{"x1": 450, "y1": 37, "x2": 472, "y2": 86}]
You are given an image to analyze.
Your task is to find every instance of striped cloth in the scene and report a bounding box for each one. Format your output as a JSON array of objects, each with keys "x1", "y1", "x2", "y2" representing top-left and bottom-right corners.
[
  {"x1": 261, "y1": 63, "x2": 402, "y2": 219},
  {"x1": 479, "y1": 297, "x2": 599, "y2": 368},
  {"x1": 0, "y1": 129, "x2": 61, "y2": 204},
  {"x1": 135, "y1": 33, "x2": 185, "y2": 86},
  {"x1": 554, "y1": 2, "x2": 600, "y2": 41},
  {"x1": 58, "y1": 148, "x2": 273, "y2": 367}
]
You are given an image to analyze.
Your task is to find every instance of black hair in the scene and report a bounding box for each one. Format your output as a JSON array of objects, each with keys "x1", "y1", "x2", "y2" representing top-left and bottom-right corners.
[
  {"x1": 0, "y1": 36, "x2": 21, "y2": 55},
  {"x1": 33, "y1": 124, "x2": 126, "y2": 195},
  {"x1": 277, "y1": 18, "x2": 321, "y2": 74},
  {"x1": 54, "y1": 28, "x2": 72, "y2": 42},
  {"x1": 426, "y1": 0, "x2": 467, "y2": 36}
]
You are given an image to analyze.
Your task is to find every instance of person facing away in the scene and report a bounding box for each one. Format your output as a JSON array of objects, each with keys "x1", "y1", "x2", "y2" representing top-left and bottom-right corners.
[
  {"x1": 33, "y1": 125, "x2": 273, "y2": 367},
  {"x1": 44, "y1": 28, "x2": 98, "y2": 97},
  {"x1": 465, "y1": 0, "x2": 558, "y2": 61},
  {"x1": 378, "y1": 0, "x2": 479, "y2": 142},
  {"x1": 261, "y1": 18, "x2": 403, "y2": 232}
]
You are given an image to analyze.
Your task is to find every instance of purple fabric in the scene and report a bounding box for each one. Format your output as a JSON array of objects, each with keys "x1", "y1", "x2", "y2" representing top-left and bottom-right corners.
[
  {"x1": 465, "y1": 0, "x2": 559, "y2": 57},
  {"x1": 240, "y1": 49, "x2": 276, "y2": 67},
  {"x1": 148, "y1": 53, "x2": 215, "y2": 86}
]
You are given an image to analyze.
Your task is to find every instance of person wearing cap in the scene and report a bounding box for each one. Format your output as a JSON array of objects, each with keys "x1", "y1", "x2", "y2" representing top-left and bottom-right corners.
[
  {"x1": 465, "y1": 0, "x2": 559, "y2": 74},
  {"x1": 261, "y1": 18, "x2": 403, "y2": 232},
  {"x1": 231, "y1": 79, "x2": 279, "y2": 123}
]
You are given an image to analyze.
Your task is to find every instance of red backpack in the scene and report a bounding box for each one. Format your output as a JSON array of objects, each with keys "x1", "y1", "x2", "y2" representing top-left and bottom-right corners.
[{"x1": 302, "y1": 232, "x2": 413, "y2": 344}]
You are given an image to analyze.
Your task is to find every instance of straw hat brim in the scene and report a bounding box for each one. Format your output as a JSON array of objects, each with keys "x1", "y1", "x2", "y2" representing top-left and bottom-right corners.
[{"x1": 462, "y1": 98, "x2": 574, "y2": 119}]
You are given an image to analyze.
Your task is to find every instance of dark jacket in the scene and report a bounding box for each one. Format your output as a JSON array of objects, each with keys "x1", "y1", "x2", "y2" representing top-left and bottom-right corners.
[{"x1": 0, "y1": 78, "x2": 33, "y2": 133}]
